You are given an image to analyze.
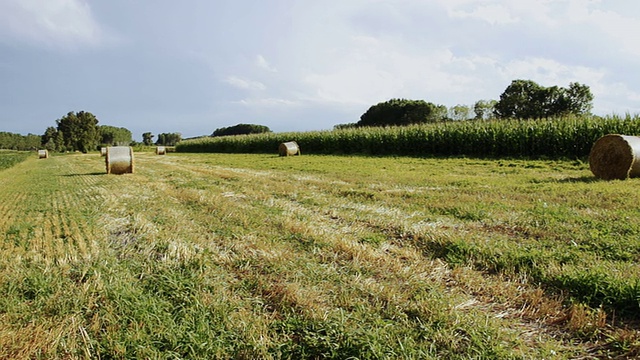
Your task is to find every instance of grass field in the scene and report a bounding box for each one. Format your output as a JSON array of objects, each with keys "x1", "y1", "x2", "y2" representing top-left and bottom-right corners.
[{"x1": 1, "y1": 151, "x2": 639, "y2": 359}]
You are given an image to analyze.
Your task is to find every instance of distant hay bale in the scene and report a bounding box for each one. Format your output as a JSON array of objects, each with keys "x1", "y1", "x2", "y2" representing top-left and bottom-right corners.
[
  {"x1": 279, "y1": 141, "x2": 300, "y2": 156},
  {"x1": 100, "y1": 147, "x2": 107, "y2": 157},
  {"x1": 38, "y1": 149, "x2": 48, "y2": 159},
  {"x1": 589, "y1": 134, "x2": 640, "y2": 180},
  {"x1": 105, "y1": 146, "x2": 135, "y2": 174},
  {"x1": 156, "y1": 146, "x2": 166, "y2": 155}
]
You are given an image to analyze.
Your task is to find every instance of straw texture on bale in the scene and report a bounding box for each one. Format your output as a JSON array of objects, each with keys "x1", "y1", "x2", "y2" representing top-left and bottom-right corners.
[
  {"x1": 105, "y1": 146, "x2": 135, "y2": 174},
  {"x1": 38, "y1": 149, "x2": 48, "y2": 159},
  {"x1": 100, "y1": 147, "x2": 107, "y2": 157},
  {"x1": 279, "y1": 141, "x2": 300, "y2": 156},
  {"x1": 589, "y1": 134, "x2": 640, "y2": 180},
  {"x1": 156, "y1": 146, "x2": 166, "y2": 155}
]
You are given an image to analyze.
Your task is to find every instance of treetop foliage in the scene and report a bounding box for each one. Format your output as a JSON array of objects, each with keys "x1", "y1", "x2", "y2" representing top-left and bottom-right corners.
[
  {"x1": 357, "y1": 99, "x2": 448, "y2": 127},
  {"x1": 494, "y1": 80, "x2": 593, "y2": 119},
  {"x1": 41, "y1": 111, "x2": 134, "y2": 152},
  {"x1": 99, "y1": 125, "x2": 132, "y2": 146},
  {"x1": 156, "y1": 132, "x2": 182, "y2": 146},
  {"x1": 42, "y1": 111, "x2": 101, "y2": 153},
  {"x1": 0, "y1": 132, "x2": 41, "y2": 151},
  {"x1": 212, "y1": 124, "x2": 272, "y2": 137}
]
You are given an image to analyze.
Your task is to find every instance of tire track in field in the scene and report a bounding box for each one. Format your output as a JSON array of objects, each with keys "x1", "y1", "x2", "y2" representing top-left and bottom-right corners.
[{"x1": 52, "y1": 168, "x2": 108, "y2": 262}]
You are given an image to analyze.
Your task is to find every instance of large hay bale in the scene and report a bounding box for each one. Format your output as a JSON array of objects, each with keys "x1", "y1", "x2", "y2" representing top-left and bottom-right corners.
[
  {"x1": 279, "y1": 141, "x2": 300, "y2": 156},
  {"x1": 156, "y1": 146, "x2": 166, "y2": 155},
  {"x1": 589, "y1": 134, "x2": 640, "y2": 180},
  {"x1": 100, "y1": 147, "x2": 107, "y2": 157},
  {"x1": 105, "y1": 146, "x2": 135, "y2": 174},
  {"x1": 38, "y1": 149, "x2": 48, "y2": 159}
]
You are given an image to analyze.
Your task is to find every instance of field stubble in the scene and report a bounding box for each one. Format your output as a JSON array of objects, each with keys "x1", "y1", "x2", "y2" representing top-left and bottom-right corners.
[{"x1": 0, "y1": 152, "x2": 639, "y2": 359}]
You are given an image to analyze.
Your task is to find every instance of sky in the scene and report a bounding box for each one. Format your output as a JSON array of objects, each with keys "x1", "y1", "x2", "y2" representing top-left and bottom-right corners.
[{"x1": 1, "y1": 0, "x2": 639, "y2": 140}]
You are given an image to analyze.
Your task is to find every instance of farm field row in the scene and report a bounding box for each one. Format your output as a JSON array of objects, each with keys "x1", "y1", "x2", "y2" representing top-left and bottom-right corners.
[{"x1": 1, "y1": 152, "x2": 639, "y2": 358}]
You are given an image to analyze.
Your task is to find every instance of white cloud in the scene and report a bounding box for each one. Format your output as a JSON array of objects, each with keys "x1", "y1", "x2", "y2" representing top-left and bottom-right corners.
[
  {"x1": 566, "y1": 2, "x2": 640, "y2": 57},
  {"x1": 224, "y1": 76, "x2": 266, "y2": 91},
  {"x1": 0, "y1": 0, "x2": 110, "y2": 48},
  {"x1": 235, "y1": 98, "x2": 298, "y2": 107},
  {"x1": 449, "y1": 3, "x2": 519, "y2": 25},
  {"x1": 499, "y1": 57, "x2": 606, "y2": 86},
  {"x1": 256, "y1": 55, "x2": 277, "y2": 72}
]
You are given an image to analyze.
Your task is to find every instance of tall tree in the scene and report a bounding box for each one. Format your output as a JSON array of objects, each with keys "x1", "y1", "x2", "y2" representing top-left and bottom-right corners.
[
  {"x1": 494, "y1": 80, "x2": 594, "y2": 119},
  {"x1": 449, "y1": 104, "x2": 472, "y2": 121},
  {"x1": 358, "y1": 99, "x2": 446, "y2": 127},
  {"x1": 565, "y1": 82, "x2": 594, "y2": 115},
  {"x1": 55, "y1": 111, "x2": 100, "y2": 152},
  {"x1": 99, "y1": 125, "x2": 132, "y2": 146},
  {"x1": 156, "y1": 132, "x2": 182, "y2": 146},
  {"x1": 473, "y1": 100, "x2": 497, "y2": 120},
  {"x1": 142, "y1": 132, "x2": 154, "y2": 146},
  {"x1": 42, "y1": 127, "x2": 59, "y2": 151}
]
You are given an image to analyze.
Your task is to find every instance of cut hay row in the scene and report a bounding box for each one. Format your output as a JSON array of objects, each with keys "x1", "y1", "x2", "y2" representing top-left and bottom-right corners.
[{"x1": 105, "y1": 146, "x2": 134, "y2": 174}]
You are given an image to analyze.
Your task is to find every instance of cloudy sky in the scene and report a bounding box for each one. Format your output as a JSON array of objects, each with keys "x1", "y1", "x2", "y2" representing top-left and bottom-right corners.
[{"x1": 1, "y1": 0, "x2": 639, "y2": 140}]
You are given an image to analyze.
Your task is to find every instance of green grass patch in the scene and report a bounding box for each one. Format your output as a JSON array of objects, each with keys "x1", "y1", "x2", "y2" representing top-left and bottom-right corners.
[
  {"x1": 1, "y1": 152, "x2": 639, "y2": 358},
  {"x1": 0, "y1": 150, "x2": 32, "y2": 171}
]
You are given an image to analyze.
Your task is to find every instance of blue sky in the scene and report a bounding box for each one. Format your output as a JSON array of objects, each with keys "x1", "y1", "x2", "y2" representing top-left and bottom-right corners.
[{"x1": 1, "y1": 0, "x2": 639, "y2": 140}]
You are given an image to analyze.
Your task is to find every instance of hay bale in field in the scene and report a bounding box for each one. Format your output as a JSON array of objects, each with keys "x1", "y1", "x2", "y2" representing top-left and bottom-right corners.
[
  {"x1": 279, "y1": 141, "x2": 300, "y2": 156},
  {"x1": 38, "y1": 149, "x2": 48, "y2": 159},
  {"x1": 589, "y1": 134, "x2": 640, "y2": 180},
  {"x1": 105, "y1": 146, "x2": 135, "y2": 174},
  {"x1": 100, "y1": 147, "x2": 107, "y2": 157},
  {"x1": 156, "y1": 146, "x2": 166, "y2": 155}
]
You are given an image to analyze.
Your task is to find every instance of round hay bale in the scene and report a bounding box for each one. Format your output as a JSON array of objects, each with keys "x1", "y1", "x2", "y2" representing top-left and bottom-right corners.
[
  {"x1": 38, "y1": 149, "x2": 48, "y2": 159},
  {"x1": 156, "y1": 146, "x2": 166, "y2": 155},
  {"x1": 589, "y1": 134, "x2": 640, "y2": 180},
  {"x1": 100, "y1": 147, "x2": 107, "y2": 157},
  {"x1": 105, "y1": 146, "x2": 135, "y2": 174},
  {"x1": 279, "y1": 141, "x2": 300, "y2": 156}
]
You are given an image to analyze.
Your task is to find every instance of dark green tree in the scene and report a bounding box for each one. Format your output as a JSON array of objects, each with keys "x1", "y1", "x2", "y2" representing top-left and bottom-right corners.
[
  {"x1": 212, "y1": 124, "x2": 272, "y2": 137},
  {"x1": 42, "y1": 126, "x2": 59, "y2": 151},
  {"x1": 357, "y1": 99, "x2": 446, "y2": 127},
  {"x1": 0, "y1": 132, "x2": 41, "y2": 150},
  {"x1": 99, "y1": 126, "x2": 132, "y2": 146},
  {"x1": 55, "y1": 111, "x2": 100, "y2": 152},
  {"x1": 565, "y1": 82, "x2": 594, "y2": 115},
  {"x1": 494, "y1": 80, "x2": 593, "y2": 119},
  {"x1": 156, "y1": 132, "x2": 182, "y2": 146},
  {"x1": 142, "y1": 132, "x2": 154, "y2": 146}
]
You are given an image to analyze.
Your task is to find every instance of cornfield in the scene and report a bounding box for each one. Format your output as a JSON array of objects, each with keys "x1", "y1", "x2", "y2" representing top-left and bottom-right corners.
[{"x1": 177, "y1": 114, "x2": 640, "y2": 158}]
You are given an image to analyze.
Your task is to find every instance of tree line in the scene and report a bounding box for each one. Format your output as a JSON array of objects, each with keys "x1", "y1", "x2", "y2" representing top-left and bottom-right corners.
[
  {"x1": 336, "y1": 80, "x2": 594, "y2": 128},
  {"x1": 0, "y1": 132, "x2": 42, "y2": 151},
  {"x1": 1, "y1": 111, "x2": 184, "y2": 152}
]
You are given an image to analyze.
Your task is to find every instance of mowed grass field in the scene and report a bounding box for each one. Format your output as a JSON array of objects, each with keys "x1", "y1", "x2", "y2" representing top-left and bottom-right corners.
[{"x1": 1, "y1": 151, "x2": 640, "y2": 359}]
